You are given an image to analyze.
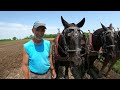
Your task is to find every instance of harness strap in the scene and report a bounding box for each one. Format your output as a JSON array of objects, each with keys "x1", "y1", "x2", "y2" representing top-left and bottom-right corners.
[
  {"x1": 89, "y1": 33, "x2": 94, "y2": 51},
  {"x1": 90, "y1": 33, "x2": 92, "y2": 48},
  {"x1": 116, "y1": 31, "x2": 120, "y2": 38},
  {"x1": 55, "y1": 34, "x2": 61, "y2": 57}
]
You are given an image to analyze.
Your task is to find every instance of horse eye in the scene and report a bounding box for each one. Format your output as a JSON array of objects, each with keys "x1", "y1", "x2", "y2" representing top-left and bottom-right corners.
[
  {"x1": 69, "y1": 29, "x2": 74, "y2": 31},
  {"x1": 67, "y1": 30, "x2": 71, "y2": 33},
  {"x1": 106, "y1": 32, "x2": 109, "y2": 34},
  {"x1": 105, "y1": 32, "x2": 109, "y2": 35}
]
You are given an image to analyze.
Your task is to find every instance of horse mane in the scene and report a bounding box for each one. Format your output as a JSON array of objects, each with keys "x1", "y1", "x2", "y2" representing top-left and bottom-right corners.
[
  {"x1": 94, "y1": 28, "x2": 104, "y2": 35},
  {"x1": 94, "y1": 26, "x2": 112, "y2": 35}
]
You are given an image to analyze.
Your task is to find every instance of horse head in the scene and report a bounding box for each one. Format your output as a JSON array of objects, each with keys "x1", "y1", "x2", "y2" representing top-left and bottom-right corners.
[
  {"x1": 114, "y1": 29, "x2": 120, "y2": 51},
  {"x1": 93, "y1": 23, "x2": 115, "y2": 60},
  {"x1": 100, "y1": 23, "x2": 115, "y2": 59},
  {"x1": 60, "y1": 16, "x2": 85, "y2": 67}
]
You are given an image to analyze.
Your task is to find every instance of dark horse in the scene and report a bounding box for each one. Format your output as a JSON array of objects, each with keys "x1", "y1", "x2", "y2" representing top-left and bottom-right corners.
[
  {"x1": 86, "y1": 23, "x2": 115, "y2": 78},
  {"x1": 52, "y1": 16, "x2": 86, "y2": 79},
  {"x1": 100, "y1": 29, "x2": 120, "y2": 77}
]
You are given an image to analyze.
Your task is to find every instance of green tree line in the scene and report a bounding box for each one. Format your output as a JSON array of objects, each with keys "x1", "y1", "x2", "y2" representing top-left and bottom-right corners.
[
  {"x1": 0, "y1": 33, "x2": 89, "y2": 41},
  {"x1": 23, "y1": 34, "x2": 58, "y2": 39}
]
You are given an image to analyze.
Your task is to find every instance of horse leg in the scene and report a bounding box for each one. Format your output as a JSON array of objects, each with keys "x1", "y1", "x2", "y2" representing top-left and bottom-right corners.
[
  {"x1": 80, "y1": 66, "x2": 87, "y2": 79},
  {"x1": 89, "y1": 57, "x2": 97, "y2": 69},
  {"x1": 55, "y1": 61, "x2": 59, "y2": 79},
  {"x1": 70, "y1": 64, "x2": 82, "y2": 79},
  {"x1": 105, "y1": 60, "x2": 117, "y2": 77},
  {"x1": 87, "y1": 60, "x2": 99, "y2": 79},
  {"x1": 99, "y1": 59, "x2": 109, "y2": 77},
  {"x1": 87, "y1": 57, "x2": 100, "y2": 79},
  {"x1": 65, "y1": 66, "x2": 69, "y2": 79},
  {"x1": 65, "y1": 62, "x2": 69, "y2": 79}
]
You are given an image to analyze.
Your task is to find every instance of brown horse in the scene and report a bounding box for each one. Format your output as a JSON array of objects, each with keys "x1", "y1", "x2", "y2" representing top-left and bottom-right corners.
[
  {"x1": 86, "y1": 23, "x2": 115, "y2": 78},
  {"x1": 100, "y1": 29, "x2": 120, "y2": 77},
  {"x1": 52, "y1": 16, "x2": 86, "y2": 79}
]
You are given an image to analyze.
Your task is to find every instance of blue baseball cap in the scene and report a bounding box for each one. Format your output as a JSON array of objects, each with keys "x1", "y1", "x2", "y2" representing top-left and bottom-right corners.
[{"x1": 33, "y1": 21, "x2": 46, "y2": 29}]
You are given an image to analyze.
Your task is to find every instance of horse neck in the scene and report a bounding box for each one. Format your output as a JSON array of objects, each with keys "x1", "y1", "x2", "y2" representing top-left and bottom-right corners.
[
  {"x1": 116, "y1": 32, "x2": 120, "y2": 47},
  {"x1": 92, "y1": 34, "x2": 102, "y2": 51},
  {"x1": 92, "y1": 29, "x2": 105, "y2": 51},
  {"x1": 116, "y1": 38, "x2": 120, "y2": 51}
]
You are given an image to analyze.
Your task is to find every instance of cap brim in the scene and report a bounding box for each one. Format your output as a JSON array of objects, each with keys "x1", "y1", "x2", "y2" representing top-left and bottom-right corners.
[{"x1": 37, "y1": 26, "x2": 46, "y2": 29}]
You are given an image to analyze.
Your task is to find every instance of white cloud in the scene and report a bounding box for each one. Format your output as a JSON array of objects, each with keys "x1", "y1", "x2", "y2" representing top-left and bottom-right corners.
[
  {"x1": 45, "y1": 26, "x2": 63, "y2": 34},
  {"x1": 0, "y1": 22, "x2": 64, "y2": 39},
  {"x1": 0, "y1": 22, "x2": 32, "y2": 39}
]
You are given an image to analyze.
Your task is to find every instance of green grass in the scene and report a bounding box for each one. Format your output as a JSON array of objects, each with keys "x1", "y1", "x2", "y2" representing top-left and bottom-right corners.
[
  {"x1": 98, "y1": 54, "x2": 120, "y2": 74},
  {"x1": 112, "y1": 60, "x2": 120, "y2": 74}
]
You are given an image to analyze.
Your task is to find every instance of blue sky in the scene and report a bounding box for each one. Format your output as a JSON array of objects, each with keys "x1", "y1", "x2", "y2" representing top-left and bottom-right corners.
[{"x1": 0, "y1": 11, "x2": 120, "y2": 39}]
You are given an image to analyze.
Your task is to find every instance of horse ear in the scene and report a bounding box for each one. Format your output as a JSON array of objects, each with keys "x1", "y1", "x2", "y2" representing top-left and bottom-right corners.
[
  {"x1": 101, "y1": 23, "x2": 107, "y2": 31},
  {"x1": 61, "y1": 16, "x2": 69, "y2": 28},
  {"x1": 109, "y1": 23, "x2": 113, "y2": 30},
  {"x1": 77, "y1": 18, "x2": 85, "y2": 28}
]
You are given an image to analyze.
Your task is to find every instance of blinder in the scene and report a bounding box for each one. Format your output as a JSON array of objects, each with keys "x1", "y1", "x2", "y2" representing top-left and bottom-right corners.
[
  {"x1": 101, "y1": 29, "x2": 115, "y2": 49},
  {"x1": 62, "y1": 27, "x2": 84, "y2": 53}
]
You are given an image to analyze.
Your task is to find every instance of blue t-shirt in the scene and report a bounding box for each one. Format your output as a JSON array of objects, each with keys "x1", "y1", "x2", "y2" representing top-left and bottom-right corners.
[{"x1": 23, "y1": 39, "x2": 50, "y2": 74}]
